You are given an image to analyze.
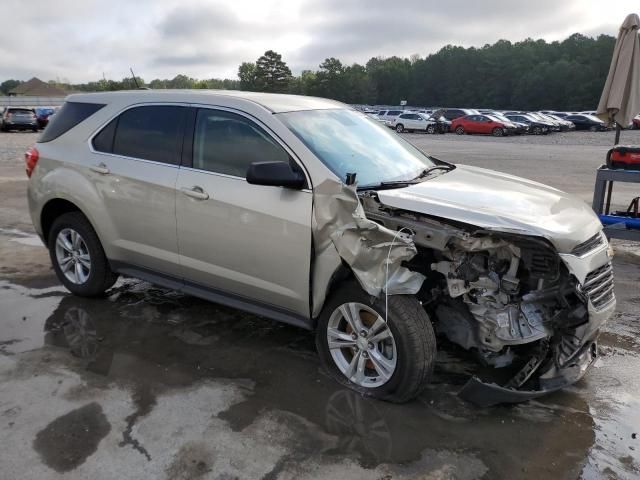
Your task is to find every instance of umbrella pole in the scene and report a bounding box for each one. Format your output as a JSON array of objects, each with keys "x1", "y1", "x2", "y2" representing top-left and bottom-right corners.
[{"x1": 614, "y1": 123, "x2": 621, "y2": 144}]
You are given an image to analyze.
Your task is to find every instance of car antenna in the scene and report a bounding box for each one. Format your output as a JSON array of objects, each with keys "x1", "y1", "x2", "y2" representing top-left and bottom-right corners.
[{"x1": 129, "y1": 67, "x2": 141, "y2": 89}]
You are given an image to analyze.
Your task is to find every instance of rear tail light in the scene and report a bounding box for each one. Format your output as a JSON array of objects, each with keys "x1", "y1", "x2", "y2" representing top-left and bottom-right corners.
[{"x1": 25, "y1": 146, "x2": 39, "y2": 177}]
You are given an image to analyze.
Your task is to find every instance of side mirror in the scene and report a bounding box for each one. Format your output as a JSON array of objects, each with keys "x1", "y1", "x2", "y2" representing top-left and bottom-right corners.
[{"x1": 246, "y1": 161, "x2": 306, "y2": 189}]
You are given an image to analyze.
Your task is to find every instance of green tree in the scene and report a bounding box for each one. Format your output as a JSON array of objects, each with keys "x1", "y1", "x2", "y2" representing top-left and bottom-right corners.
[
  {"x1": 316, "y1": 57, "x2": 346, "y2": 100},
  {"x1": 254, "y1": 50, "x2": 292, "y2": 93},
  {"x1": 0, "y1": 79, "x2": 23, "y2": 94},
  {"x1": 238, "y1": 62, "x2": 258, "y2": 91}
]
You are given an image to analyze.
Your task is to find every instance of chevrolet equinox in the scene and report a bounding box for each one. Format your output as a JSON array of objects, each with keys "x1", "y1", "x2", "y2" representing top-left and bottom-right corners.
[{"x1": 26, "y1": 90, "x2": 615, "y2": 405}]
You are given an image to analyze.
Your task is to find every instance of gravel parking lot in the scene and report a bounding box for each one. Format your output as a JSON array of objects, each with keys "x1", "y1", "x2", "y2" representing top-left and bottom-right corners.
[{"x1": 1, "y1": 131, "x2": 639, "y2": 479}]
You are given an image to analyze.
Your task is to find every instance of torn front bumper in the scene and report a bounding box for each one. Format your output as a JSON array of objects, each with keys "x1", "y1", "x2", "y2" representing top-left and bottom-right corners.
[
  {"x1": 459, "y1": 296, "x2": 614, "y2": 407},
  {"x1": 459, "y1": 339, "x2": 597, "y2": 407}
]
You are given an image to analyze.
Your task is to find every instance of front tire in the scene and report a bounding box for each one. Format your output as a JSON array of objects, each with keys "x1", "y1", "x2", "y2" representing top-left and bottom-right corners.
[
  {"x1": 48, "y1": 212, "x2": 118, "y2": 296},
  {"x1": 316, "y1": 281, "x2": 436, "y2": 403},
  {"x1": 426, "y1": 125, "x2": 436, "y2": 134},
  {"x1": 455, "y1": 126, "x2": 465, "y2": 135},
  {"x1": 589, "y1": 125, "x2": 598, "y2": 132},
  {"x1": 492, "y1": 127, "x2": 504, "y2": 137},
  {"x1": 532, "y1": 126, "x2": 542, "y2": 135}
]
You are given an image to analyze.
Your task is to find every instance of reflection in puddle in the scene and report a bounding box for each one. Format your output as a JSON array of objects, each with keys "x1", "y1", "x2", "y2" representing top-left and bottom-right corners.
[{"x1": 0, "y1": 279, "x2": 638, "y2": 477}]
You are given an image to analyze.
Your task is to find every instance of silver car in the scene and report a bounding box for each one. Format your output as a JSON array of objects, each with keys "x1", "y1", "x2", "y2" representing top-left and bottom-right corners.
[{"x1": 26, "y1": 91, "x2": 615, "y2": 405}]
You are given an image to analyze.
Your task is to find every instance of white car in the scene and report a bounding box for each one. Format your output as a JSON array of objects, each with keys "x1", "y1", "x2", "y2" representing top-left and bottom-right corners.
[
  {"x1": 388, "y1": 113, "x2": 437, "y2": 133},
  {"x1": 375, "y1": 109, "x2": 403, "y2": 124}
]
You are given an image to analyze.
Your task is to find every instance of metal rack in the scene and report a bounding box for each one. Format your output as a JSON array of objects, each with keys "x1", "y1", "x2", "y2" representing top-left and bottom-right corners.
[{"x1": 592, "y1": 166, "x2": 640, "y2": 241}]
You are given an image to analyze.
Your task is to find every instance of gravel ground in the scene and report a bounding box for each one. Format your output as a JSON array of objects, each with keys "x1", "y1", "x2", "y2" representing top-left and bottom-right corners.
[{"x1": 0, "y1": 130, "x2": 639, "y2": 479}]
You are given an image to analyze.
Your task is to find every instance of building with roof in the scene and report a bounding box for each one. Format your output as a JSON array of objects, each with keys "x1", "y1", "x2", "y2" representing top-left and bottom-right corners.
[{"x1": 8, "y1": 77, "x2": 67, "y2": 97}]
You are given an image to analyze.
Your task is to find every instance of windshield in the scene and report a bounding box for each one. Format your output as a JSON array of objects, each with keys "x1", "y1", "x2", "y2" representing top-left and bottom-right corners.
[
  {"x1": 278, "y1": 109, "x2": 434, "y2": 187},
  {"x1": 487, "y1": 115, "x2": 506, "y2": 123}
]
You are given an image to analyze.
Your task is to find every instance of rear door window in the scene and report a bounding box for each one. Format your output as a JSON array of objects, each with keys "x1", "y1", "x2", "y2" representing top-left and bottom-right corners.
[
  {"x1": 39, "y1": 102, "x2": 105, "y2": 142},
  {"x1": 192, "y1": 109, "x2": 290, "y2": 178},
  {"x1": 108, "y1": 105, "x2": 186, "y2": 165}
]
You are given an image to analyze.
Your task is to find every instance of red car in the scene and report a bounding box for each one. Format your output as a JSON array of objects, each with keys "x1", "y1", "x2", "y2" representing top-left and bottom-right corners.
[{"x1": 451, "y1": 114, "x2": 513, "y2": 136}]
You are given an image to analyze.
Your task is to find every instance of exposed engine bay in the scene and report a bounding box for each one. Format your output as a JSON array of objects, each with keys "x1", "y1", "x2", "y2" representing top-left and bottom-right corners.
[{"x1": 360, "y1": 191, "x2": 615, "y2": 406}]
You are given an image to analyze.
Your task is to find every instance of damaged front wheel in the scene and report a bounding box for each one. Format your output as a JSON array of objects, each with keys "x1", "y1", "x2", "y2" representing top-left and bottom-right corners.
[{"x1": 316, "y1": 281, "x2": 436, "y2": 403}]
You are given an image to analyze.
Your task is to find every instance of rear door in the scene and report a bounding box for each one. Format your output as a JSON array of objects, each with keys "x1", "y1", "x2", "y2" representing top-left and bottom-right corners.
[
  {"x1": 175, "y1": 107, "x2": 313, "y2": 316},
  {"x1": 476, "y1": 115, "x2": 492, "y2": 134},
  {"x1": 89, "y1": 104, "x2": 186, "y2": 275}
]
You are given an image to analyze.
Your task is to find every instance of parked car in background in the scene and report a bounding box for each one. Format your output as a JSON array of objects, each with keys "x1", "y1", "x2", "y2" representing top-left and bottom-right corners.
[
  {"x1": 451, "y1": 114, "x2": 513, "y2": 136},
  {"x1": 631, "y1": 115, "x2": 640, "y2": 129},
  {"x1": 489, "y1": 112, "x2": 529, "y2": 134},
  {"x1": 375, "y1": 110, "x2": 403, "y2": 124},
  {"x1": 441, "y1": 108, "x2": 480, "y2": 121},
  {"x1": 543, "y1": 113, "x2": 575, "y2": 130},
  {"x1": 564, "y1": 114, "x2": 608, "y2": 131},
  {"x1": 35, "y1": 107, "x2": 56, "y2": 129},
  {"x1": 1, "y1": 107, "x2": 38, "y2": 132},
  {"x1": 505, "y1": 113, "x2": 550, "y2": 135},
  {"x1": 525, "y1": 112, "x2": 561, "y2": 131},
  {"x1": 389, "y1": 113, "x2": 438, "y2": 133}
]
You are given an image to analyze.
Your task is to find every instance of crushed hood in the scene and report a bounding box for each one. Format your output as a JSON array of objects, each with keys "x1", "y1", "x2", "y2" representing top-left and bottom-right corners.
[{"x1": 375, "y1": 165, "x2": 602, "y2": 253}]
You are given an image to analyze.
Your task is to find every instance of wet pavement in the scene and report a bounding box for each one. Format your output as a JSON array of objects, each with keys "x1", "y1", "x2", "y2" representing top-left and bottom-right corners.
[{"x1": 1, "y1": 132, "x2": 640, "y2": 479}]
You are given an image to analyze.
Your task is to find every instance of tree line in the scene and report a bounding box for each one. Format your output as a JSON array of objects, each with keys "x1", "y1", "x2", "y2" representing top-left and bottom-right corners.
[{"x1": 1, "y1": 33, "x2": 615, "y2": 111}]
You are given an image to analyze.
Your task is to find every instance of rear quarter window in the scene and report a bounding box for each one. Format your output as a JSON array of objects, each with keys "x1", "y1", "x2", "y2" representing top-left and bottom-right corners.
[{"x1": 39, "y1": 102, "x2": 105, "y2": 143}]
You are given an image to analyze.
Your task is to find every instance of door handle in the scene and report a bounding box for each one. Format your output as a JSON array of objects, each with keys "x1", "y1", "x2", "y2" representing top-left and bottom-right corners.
[
  {"x1": 90, "y1": 163, "x2": 110, "y2": 175},
  {"x1": 180, "y1": 186, "x2": 209, "y2": 200}
]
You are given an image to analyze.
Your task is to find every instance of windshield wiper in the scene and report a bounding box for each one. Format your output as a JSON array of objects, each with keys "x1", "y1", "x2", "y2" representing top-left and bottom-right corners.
[
  {"x1": 415, "y1": 164, "x2": 456, "y2": 179},
  {"x1": 357, "y1": 164, "x2": 455, "y2": 191},
  {"x1": 357, "y1": 179, "x2": 418, "y2": 191}
]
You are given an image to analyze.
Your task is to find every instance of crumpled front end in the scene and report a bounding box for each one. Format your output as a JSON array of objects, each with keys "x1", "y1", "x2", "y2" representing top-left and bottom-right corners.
[{"x1": 360, "y1": 193, "x2": 616, "y2": 406}]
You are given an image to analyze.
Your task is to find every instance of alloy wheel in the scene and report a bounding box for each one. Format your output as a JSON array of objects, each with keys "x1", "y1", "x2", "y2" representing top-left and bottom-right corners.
[
  {"x1": 55, "y1": 228, "x2": 91, "y2": 284},
  {"x1": 327, "y1": 302, "x2": 397, "y2": 388}
]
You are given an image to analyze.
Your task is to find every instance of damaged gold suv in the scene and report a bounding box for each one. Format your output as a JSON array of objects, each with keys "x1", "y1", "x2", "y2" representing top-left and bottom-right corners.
[{"x1": 27, "y1": 91, "x2": 615, "y2": 406}]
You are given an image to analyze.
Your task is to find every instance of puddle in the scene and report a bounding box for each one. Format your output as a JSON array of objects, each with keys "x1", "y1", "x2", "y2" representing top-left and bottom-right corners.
[
  {"x1": 33, "y1": 402, "x2": 111, "y2": 473},
  {"x1": 0, "y1": 227, "x2": 43, "y2": 247},
  {"x1": 0, "y1": 279, "x2": 638, "y2": 478}
]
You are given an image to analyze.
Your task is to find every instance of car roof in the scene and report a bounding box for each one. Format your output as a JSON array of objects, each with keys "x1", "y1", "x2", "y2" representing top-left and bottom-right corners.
[{"x1": 66, "y1": 89, "x2": 346, "y2": 114}]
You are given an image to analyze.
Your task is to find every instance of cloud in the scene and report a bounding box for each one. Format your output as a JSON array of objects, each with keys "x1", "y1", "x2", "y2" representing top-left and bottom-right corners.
[{"x1": 0, "y1": 0, "x2": 631, "y2": 83}]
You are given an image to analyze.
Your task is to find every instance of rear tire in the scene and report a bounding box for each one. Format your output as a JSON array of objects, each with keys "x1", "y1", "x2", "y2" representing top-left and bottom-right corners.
[
  {"x1": 48, "y1": 212, "x2": 118, "y2": 297},
  {"x1": 426, "y1": 125, "x2": 436, "y2": 134},
  {"x1": 589, "y1": 125, "x2": 598, "y2": 132},
  {"x1": 395, "y1": 124, "x2": 404, "y2": 133},
  {"x1": 532, "y1": 126, "x2": 542, "y2": 135},
  {"x1": 455, "y1": 126, "x2": 465, "y2": 135},
  {"x1": 316, "y1": 280, "x2": 436, "y2": 403}
]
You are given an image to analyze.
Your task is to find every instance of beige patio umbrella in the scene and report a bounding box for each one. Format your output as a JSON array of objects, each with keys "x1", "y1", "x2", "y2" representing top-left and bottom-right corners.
[{"x1": 596, "y1": 13, "x2": 640, "y2": 143}]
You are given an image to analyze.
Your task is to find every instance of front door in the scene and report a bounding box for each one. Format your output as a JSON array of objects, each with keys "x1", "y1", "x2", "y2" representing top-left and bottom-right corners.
[{"x1": 176, "y1": 108, "x2": 313, "y2": 316}]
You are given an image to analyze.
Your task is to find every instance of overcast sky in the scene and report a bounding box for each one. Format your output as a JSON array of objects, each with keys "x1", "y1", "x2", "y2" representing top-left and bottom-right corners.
[{"x1": 2, "y1": 0, "x2": 638, "y2": 83}]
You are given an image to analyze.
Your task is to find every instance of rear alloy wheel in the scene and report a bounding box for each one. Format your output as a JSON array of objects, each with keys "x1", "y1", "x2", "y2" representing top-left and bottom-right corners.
[
  {"x1": 426, "y1": 125, "x2": 436, "y2": 134},
  {"x1": 55, "y1": 228, "x2": 92, "y2": 285},
  {"x1": 316, "y1": 281, "x2": 436, "y2": 403},
  {"x1": 492, "y1": 127, "x2": 505, "y2": 137},
  {"x1": 532, "y1": 126, "x2": 542, "y2": 135},
  {"x1": 395, "y1": 124, "x2": 404, "y2": 133},
  {"x1": 49, "y1": 212, "x2": 118, "y2": 296},
  {"x1": 455, "y1": 126, "x2": 465, "y2": 135}
]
